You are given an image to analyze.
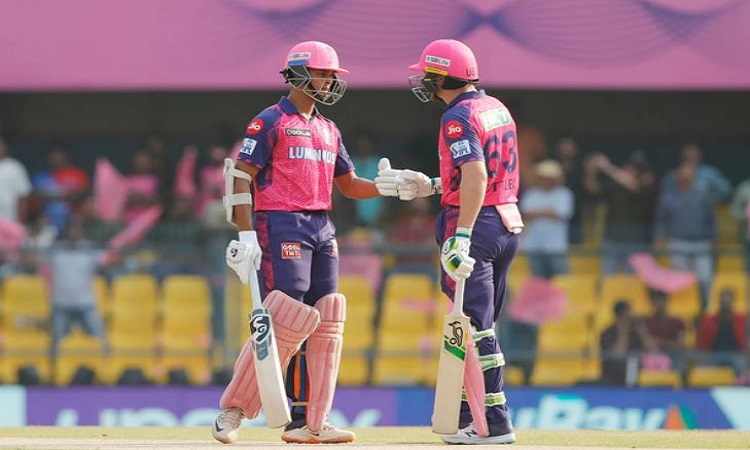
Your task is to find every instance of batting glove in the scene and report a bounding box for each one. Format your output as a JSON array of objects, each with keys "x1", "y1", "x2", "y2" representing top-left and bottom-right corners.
[
  {"x1": 226, "y1": 230, "x2": 262, "y2": 284},
  {"x1": 396, "y1": 170, "x2": 436, "y2": 200},
  {"x1": 374, "y1": 157, "x2": 402, "y2": 197},
  {"x1": 440, "y1": 227, "x2": 475, "y2": 282}
]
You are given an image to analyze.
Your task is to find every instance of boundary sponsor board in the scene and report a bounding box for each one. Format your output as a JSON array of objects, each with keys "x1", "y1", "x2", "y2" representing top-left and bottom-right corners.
[{"x1": 2, "y1": 386, "x2": 749, "y2": 429}]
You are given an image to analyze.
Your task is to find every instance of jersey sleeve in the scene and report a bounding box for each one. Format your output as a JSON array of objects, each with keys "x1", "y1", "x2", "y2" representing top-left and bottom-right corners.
[
  {"x1": 441, "y1": 108, "x2": 483, "y2": 168},
  {"x1": 334, "y1": 133, "x2": 354, "y2": 177},
  {"x1": 236, "y1": 108, "x2": 281, "y2": 170}
]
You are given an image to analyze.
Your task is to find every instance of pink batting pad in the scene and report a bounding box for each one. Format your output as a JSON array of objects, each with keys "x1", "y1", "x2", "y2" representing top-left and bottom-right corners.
[
  {"x1": 305, "y1": 293, "x2": 346, "y2": 432},
  {"x1": 464, "y1": 337, "x2": 489, "y2": 438},
  {"x1": 219, "y1": 291, "x2": 320, "y2": 418}
]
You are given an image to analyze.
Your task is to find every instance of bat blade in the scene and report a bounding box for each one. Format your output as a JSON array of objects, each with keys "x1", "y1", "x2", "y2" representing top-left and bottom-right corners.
[
  {"x1": 431, "y1": 313, "x2": 470, "y2": 434},
  {"x1": 250, "y1": 307, "x2": 291, "y2": 428},
  {"x1": 247, "y1": 268, "x2": 291, "y2": 429}
]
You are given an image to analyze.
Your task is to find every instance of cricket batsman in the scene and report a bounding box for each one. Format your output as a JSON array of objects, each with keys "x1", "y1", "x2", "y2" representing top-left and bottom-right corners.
[
  {"x1": 213, "y1": 40, "x2": 388, "y2": 444},
  {"x1": 375, "y1": 39, "x2": 522, "y2": 445}
]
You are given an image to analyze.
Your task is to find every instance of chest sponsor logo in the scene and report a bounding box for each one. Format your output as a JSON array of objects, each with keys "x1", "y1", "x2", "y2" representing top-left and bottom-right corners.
[
  {"x1": 285, "y1": 128, "x2": 312, "y2": 137},
  {"x1": 449, "y1": 139, "x2": 471, "y2": 158},
  {"x1": 240, "y1": 138, "x2": 257, "y2": 156},
  {"x1": 444, "y1": 120, "x2": 464, "y2": 139},
  {"x1": 247, "y1": 119, "x2": 264, "y2": 135},
  {"x1": 480, "y1": 108, "x2": 512, "y2": 132},
  {"x1": 425, "y1": 55, "x2": 451, "y2": 67},
  {"x1": 281, "y1": 242, "x2": 302, "y2": 260}
]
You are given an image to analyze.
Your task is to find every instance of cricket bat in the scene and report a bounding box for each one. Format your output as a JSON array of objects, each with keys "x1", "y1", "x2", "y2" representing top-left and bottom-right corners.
[
  {"x1": 247, "y1": 268, "x2": 291, "y2": 428},
  {"x1": 431, "y1": 278, "x2": 470, "y2": 434}
]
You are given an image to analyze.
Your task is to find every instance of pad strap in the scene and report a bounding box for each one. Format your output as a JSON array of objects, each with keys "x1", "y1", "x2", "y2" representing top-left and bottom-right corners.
[{"x1": 223, "y1": 158, "x2": 253, "y2": 224}]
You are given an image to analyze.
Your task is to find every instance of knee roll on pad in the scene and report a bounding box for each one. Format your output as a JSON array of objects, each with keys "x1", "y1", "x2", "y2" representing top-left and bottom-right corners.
[
  {"x1": 306, "y1": 293, "x2": 346, "y2": 433},
  {"x1": 219, "y1": 291, "x2": 321, "y2": 418}
]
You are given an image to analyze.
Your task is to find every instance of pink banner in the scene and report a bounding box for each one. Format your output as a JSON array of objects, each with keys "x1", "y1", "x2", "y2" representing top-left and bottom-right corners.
[
  {"x1": 93, "y1": 158, "x2": 128, "y2": 222},
  {"x1": 1, "y1": 0, "x2": 749, "y2": 90},
  {"x1": 0, "y1": 217, "x2": 26, "y2": 251},
  {"x1": 103, "y1": 205, "x2": 164, "y2": 263},
  {"x1": 629, "y1": 253, "x2": 696, "y2": 294},
  {"x1": 508, "y1": 276, "x2": 568, "y2": 325}
]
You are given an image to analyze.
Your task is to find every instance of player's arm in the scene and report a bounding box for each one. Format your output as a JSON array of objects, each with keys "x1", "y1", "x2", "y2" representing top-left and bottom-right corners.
[
  {"x1": 457, "y1": 160, "x2": 487, "y2": 230},
  {"x1": 228, "y1": 160, "x2": 260, "y2": 231},
  {"x1": 334, "y1": 170, "x2": 380, "y2": 200}
]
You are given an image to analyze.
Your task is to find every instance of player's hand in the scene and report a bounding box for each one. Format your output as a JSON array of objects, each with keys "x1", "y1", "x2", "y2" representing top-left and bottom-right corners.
[
  {"x1": 440, "y1": 228, "x2": 475, "y2": 282},
  {"x1": 396, "y1": 170, "x2": 433, "y2": 201},
  {"x1": 375, "y1": 158, "x2": 401, "y2": 197},
  {"x1": 226, "y1": 231, "x2": 262, "y2": 284}
]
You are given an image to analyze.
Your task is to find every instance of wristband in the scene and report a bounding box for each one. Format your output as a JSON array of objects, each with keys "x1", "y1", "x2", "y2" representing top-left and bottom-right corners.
[
  {"x1": 456, "y1": 227, "x2": 472, "y2": 239},
  {"x1": 430, "y1": 177, "x2": 442, "y2": 195},
  {"x1": 239, "y1": 230, "x2": 257, "y2": 242}
]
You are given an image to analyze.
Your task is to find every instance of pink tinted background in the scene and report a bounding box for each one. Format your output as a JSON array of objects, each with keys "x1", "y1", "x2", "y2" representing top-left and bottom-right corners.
[{"x1": 1, "y1": 0, "x2": 749, "y2": 90}]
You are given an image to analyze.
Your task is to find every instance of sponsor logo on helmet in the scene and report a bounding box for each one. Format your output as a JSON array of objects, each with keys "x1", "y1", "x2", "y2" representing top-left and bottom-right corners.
[
  {"x1": 281, "y1": 242, "x2": 302, "y2": 260},
  {"x1": 285, "y1": 128, "x2": 312, "y2": 137},
  {"x1": 444, "y1": 120, "x2": 464, "y2": 139},
  {"x1": 240, "y1": 138, "x2": 257, "y2": 156},
  {"x1": 247, "y1": 119, "x2": 264, "y2": 135},
  {"x1": 425, "y1": 55, "x2": 451, "y2": 67},
  {"x1": 288, "y1": 51, "x2": 312, "y2": 62},
  {"x1": 450, "y1": 139, "x2": 471, "y2": 158}
]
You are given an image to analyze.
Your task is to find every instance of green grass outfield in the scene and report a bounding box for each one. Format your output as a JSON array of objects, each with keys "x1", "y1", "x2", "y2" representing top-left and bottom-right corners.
[{"x1": 0, "y1": 427, "x2": 749, "y2": 448}]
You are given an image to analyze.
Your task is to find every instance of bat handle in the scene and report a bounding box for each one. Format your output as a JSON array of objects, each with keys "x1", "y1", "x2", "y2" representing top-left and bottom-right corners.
[
  {"x1": 453, "y1": 278, "x2": 466, "y2": 315},
  {"x1": 248, "y1": 267, "x2": 263, "y2": 310}
]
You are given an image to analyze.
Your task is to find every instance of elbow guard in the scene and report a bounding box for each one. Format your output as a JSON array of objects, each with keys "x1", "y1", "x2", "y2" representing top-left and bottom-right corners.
[{"x1": 223, "y1": 158, "x2": 253, "y2": 225}]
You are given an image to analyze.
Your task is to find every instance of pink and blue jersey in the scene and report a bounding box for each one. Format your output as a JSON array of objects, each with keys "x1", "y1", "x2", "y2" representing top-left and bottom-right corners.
[
  {"x1": 236, "y1": 97, "x2": 354, "y2": 211},
  {"x1": 438, "y1": 90, "x2": 519, "y2": 207}
]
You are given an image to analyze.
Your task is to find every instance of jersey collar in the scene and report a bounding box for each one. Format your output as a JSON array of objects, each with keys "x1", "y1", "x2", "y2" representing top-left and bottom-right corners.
[
  {"x1": 446, "y1": 89, "x2": 485, "y2": 109},
  {"x1": 279, "y1": 96, "x2": 319, "y2": 117}
]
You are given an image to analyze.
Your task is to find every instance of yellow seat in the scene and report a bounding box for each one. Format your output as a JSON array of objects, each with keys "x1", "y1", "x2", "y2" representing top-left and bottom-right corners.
[
  {"x1": 530, "y1": 358, "x2": 584, "y2": 386},
  {"x1": 1, "y1": 274, "x2": 50, "y2": 334},
  {"x1": 569, "y1": 254, "x2": 601, "y2": 275},
  {"x1": 717, "y1": 255, "x2": 745, "y2": 272},
  {"x1": 93, "y1": 275, "x2": 110, "y2": 324},
  {"x1": 160, "y1": 352, "x2": 212, "y2": 385},
  {"x1": 382, "y1": 273, "x2": 435, "y2": 304},
  {"x1": 553, "y1": 273, "x2": 598, "y2": 319},
  {"x1": 107, "y1": 329, "x2": 159, "y2": 384},
  {"x1": 537, "y1": 316, "x2": 591, "y2": 355},
  {"x1": 638, "y1": 369, "x2": 682, "y2": 388},
  {"x1": 53, "y1": 329, "x2": 107, "y2": 385},
  {"x1": 161, "y1": 275, "x2": 212, "y2": 348},
  {"x1": 688, "y1": 366, "x2": 736, "y2": 387},
  {"x1": 110, "y1": 273, "x2": 158, "y2": 322},
  {"x1": 340, "y1": 275, "x2": 377, "y2": 354},
  {"x1": 338, "y1": 356, "x2": 369, "y2": 385},
  {"x1": 372, "y1": 356, "x2": 431, "y2": 385},
  {"x1": 600, "y1": 274, "x2": 650, "y2": 316},
  {"x1": 668, "y1": 283, "x2": 701, "y2": 323},
  {"x1": 707, "y1": 272, "x2": 747, "y2": 313},
  {"x1": 504, "y1": 365, "x2": 526, "y2": 386}
]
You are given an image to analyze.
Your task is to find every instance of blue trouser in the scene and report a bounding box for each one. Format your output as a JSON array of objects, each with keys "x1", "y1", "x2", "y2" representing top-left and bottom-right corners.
[
  {"x1": 254, "y1": 210, "x2": 338, "y2": 422},
  {"x1": 436, "y1": 206, "x2": 520, "y2": 427}
]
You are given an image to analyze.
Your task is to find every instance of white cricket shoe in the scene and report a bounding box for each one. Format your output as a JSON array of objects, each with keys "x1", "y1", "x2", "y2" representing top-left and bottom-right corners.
[
  {"x1": 212, "y1": 407, "x2": 244, "y2": 444},
  {"x1": 281, "y1": 423, "x2": 356, "y2": 444},
  {"x1": 441, "y1": 423, "x2": 516, "y2": 445}
]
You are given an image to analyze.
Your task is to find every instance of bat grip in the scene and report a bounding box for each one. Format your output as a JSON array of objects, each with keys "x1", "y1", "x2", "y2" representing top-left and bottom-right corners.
[
  {"x1": 248, "y1": 268, "x2": 263, "y2": 310},
  {"x1": 453, "y1": 278, "x2": 466, "y2": 315}
]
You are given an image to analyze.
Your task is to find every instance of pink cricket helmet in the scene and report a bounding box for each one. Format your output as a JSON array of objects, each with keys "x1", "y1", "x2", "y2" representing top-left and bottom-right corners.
[
  {"x1": 408, "y1": 39, "x2": 478, "y2": 81},
  {"x1": 284, "y1": 41, "x2": 349, "y2": 74}
]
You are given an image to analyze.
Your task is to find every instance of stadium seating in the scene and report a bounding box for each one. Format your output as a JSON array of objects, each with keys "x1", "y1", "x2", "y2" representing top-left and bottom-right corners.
[
  {"x1": 503, "y1": 365, "x2": 526, "y2": 386},
  {"x1": 93, "y1": 275, "x2": 110, "y2": 325},
  {"x1": 707, "y1": 272, "x2": 747, "y2": 313},
  {"x1": 667, "y1": 283, "x2": 701, "y2": 324},
  {"x1": 687, "y1": 366, "x2": 736, "y2": 387},
  {"x1": 0, "y1": 275, "x2": 52, "y2": 383},
  {"x1": 537, "y1": 315, "x2": 592, "y2": 355},
  {"x1": 637, "y1": 369, "x2": 682, "y2": 388},
  {"x1": 530, "y1": 358, "x2": 586, "y2": 386},
  {"x1": 552, "y1": 273, "x2": 598, "y2": 319},
  {"x1": 53, "y1": 329, "x2": 107, "y2": 385},
  {"x1": 159, "y1": 275, "x2": 213, "y2": 385},
  {"x1": 339, "y1": 275, "x2": 378, "y2": 385}
]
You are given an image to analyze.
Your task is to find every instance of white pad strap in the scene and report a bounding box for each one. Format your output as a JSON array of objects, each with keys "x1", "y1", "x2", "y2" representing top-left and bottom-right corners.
[
  {"x1": 472, "y1": 327, "x2": 495, "y2": 342},
  {"x1": 463, "y1": 391, "x2": 507, "y2": 406},
  {"x1": 223, "y1": 158, "x2": 254, "y2": 224}
]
